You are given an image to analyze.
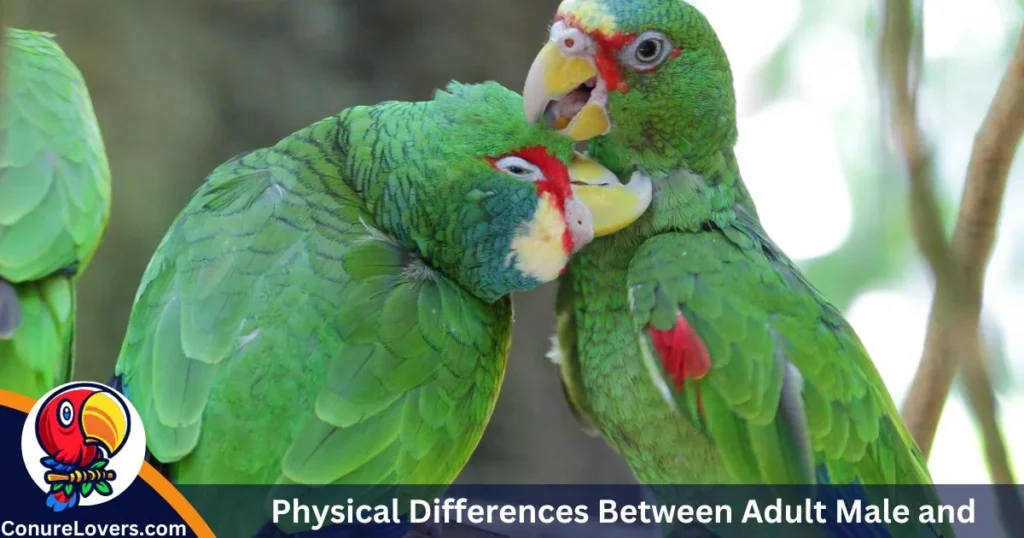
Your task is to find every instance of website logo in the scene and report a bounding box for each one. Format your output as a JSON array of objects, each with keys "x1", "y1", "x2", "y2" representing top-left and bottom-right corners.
[{"x1": 20, "y1": 382, "x2": 146, "y2": 512}]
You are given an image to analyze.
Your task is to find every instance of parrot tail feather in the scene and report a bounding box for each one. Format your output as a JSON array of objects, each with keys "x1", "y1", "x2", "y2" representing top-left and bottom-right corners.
[
  {"x1": 107, "y1": 374, "x2": 126, "y2": 397},
  {"x1": 110, "y1": 373, "x2": 174, "y2": 480},
  {"x1": 46, "y1": 490, "x2": 79, "y2": 512},
  {"x1": 0, "y1": 278, "x2": 20, "y2": 339},
  {"x1": 815, "y1": 466, "x2": 893, "y2": 538}
]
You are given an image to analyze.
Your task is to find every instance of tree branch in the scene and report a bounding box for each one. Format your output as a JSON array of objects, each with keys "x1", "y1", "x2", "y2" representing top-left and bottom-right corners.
[
  {"x1": 879, "y1": 0, "x2": 956, "y2": 460},
  {"x1": 951, "y1": 28, "x2": 1024, "y2": 487},
  {"x1": 880, "y1": 0, "x2": 1024, "y2": 484}
]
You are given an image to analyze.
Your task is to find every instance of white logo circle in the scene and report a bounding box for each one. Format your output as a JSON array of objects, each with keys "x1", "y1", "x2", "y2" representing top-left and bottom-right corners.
[{"x1": 20, "y1": 381, "x2": 147, "y2": 508}]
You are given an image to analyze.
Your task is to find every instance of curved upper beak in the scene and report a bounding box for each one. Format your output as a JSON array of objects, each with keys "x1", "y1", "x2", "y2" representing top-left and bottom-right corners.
[
  {"x1": 523, "y1": 32, "x2": 610, "y2": 141},
  {"x1": 568, "y1": 153, "x2": 652, "y2": 237},
  {"x1": 81, "y1": 390, "x2": 129, "y2": 457}
]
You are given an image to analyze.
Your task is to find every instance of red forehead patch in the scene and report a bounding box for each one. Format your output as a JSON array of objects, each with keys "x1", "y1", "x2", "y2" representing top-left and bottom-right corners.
[
  {"x1": 487, "y1": 145, "x2": 574, "y2": 255},
  {"x1": 556, "y1": 12, "x2": 635, "y2": 93},
  {"x1": 488, "y1": 145, "x2": 572, "y2": 207}
]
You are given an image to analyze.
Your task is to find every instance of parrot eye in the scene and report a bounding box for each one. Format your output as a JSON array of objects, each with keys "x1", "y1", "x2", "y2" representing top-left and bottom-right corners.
[
  {"x1": 57, "y1": 400, "x2": 74, "y2": 427},
  {"x1": 495, "y1": 156, "x2": 543, "y2": 182},
  {"x1": 623, "y1": 31, "x2": 672, "y2": 71}
]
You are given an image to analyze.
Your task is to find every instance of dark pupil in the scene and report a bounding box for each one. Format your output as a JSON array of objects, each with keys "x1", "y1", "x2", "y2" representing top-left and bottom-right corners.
[
  {"x1": 510, "y1": 166, "x2": 525, "y2": 175},
  {"x1": 62, "y1": 407, "x2": 70, "y2": 419},
  {"x1": 637, "y1": 39, "x2": 659, "y2": 61}
]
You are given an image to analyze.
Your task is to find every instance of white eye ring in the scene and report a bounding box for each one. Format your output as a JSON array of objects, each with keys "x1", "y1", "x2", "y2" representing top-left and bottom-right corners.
[
  {"x1": 495, "y1": 156, "x2": 544, "y2": 182},
  {"x1": 622, "y1": 30, "x2": 673, "y2": 71},
  {"x1": 58, "y1": 400, "x2": 74, "y2": 427}
]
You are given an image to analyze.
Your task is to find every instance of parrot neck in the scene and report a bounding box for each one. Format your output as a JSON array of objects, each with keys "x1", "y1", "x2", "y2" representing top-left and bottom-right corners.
[
  {"x1": 400, "y1": 186, "x2": 546, "y2": 304},
  {"x1": 328, "y1": 107, "x2": 538, "y2": 304},
  {"x1": 591, "y1": 138, "x2": 761, "y2": 237}
]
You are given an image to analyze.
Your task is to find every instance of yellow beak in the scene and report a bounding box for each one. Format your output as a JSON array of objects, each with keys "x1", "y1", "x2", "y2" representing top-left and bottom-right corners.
[
  {"x1": 81, "y1": 390, "x2": 129, "y2": 457},
  {"x1": 523, "y1": 42, "x2": 610, "y2": 141},
  {"x1": 568, "y1": 153, "x2": 652, "y2": 236}
]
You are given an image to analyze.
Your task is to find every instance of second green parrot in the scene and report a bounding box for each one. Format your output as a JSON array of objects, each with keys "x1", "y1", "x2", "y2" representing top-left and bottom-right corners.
[
  {"x1": 522, "y1": 1, "x2": 953, "y2": 537},
  {"x1": 0, "y1": 29, "x2": 111, "y2": 400}
]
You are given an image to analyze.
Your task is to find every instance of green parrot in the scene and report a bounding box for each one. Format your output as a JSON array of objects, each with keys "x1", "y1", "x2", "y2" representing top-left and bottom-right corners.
[
  {"x1": 0, "y1": 29, "x2": 111, "y2": 399},
  {"x1": 111, "y1": 81, "x2": 651, "y2": 536},
  {"x1": 521, "y1": 1, "x2": 953, "y2": 537}
]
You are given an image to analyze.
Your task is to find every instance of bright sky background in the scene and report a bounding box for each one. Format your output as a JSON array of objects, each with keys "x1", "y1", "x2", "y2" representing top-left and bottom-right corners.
[{"x1": 689, "y1": 0, "x2": 1023, "y2": 484}]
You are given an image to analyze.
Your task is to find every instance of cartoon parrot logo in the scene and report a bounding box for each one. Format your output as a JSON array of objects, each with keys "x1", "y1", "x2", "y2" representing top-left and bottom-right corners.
[{"x1": 20, "y1": 382, "x2": 146, "y2": 512}]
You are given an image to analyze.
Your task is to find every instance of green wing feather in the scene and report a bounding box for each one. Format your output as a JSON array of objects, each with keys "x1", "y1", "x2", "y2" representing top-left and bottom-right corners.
[
  {"x1": 0, "y1": 29, "x2": 110, "y2": 282},
  {"x1": 0, "y1": 29, "x2": 111, "y2": 398},
  {"x1": 550, "y1": 268, "x2": 599, "y2": 436},
  {"x1": 0, "y1": 277, "x2": 74, "y2": 397},
  {"x1": 626, "y1": 211, "x2": 950, "y2": 536},
  {"x1": 116, "y1": 122, "x2": 510, "y2": 497}
]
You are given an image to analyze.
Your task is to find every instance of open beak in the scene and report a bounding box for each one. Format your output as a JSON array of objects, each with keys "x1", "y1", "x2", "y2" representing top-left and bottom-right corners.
[
  {"x1": 523, "y1": 30, "x2": 611, "y2": 141},
  {"x1": 568, "y1": 153, "x2": 652, "y2": 236},
  {"x1": 81, "y1": 390, "x2": 129, "y2": 457}
]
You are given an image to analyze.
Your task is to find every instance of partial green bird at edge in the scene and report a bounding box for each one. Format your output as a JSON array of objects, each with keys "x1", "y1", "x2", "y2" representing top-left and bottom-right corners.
[{"x1": 0, "y1": 28, "x2": 112, "y2": 400}]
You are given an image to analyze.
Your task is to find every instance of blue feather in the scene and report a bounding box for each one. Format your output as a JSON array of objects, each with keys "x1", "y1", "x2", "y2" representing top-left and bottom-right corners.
[
  {"x1": 45, "y1": 491, "x2": 78, "y2": 513},
  {"x1": 814, "y1": 465, "x2": 893, "y2": 538},
  {"x1": 40, "y1": 457, "x2": 75, "y2": 473},
  {"x1": 108, "y1": 374, "x2": 130, "y2": 400},
  {"x1": 815, "y1": 465, "x2": 946, "y2": 538}
]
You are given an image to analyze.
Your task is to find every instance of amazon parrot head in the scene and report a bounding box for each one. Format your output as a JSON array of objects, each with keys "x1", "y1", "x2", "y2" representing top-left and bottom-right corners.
[
  {"x1": 522, "y1": 0, "x2": 737, "y2": 172},
  {"x1": 415, "y1": 81, "x2": 652, "y2": 302},
  {"x1": 36, "y1": 386, "x2": 130, "y2": 467}
]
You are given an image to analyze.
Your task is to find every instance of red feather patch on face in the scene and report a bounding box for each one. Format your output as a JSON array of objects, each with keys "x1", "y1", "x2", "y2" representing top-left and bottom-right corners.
[
  {"x1": 649, "y1": 313, "x2": 711, "y2": 390},
  {"x1": 556, "y1": 12, "x2": 636, "y2": 93},
  {"x1": 488, "y1": 145, "x2": 574, "y2": 255}
]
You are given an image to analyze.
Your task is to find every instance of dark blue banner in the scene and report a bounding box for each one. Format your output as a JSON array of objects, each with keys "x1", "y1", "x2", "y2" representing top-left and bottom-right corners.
[
  {"x1": 175, "y1": 483, "x2": 1018, "y2": 537},
  {"x1": 2, "y1": 389, "x2": 1020, "y2": 538}
]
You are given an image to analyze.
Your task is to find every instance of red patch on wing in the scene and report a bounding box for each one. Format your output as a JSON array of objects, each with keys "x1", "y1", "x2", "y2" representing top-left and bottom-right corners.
[
  {"x1": 488, "y1": 145, "x2": 574, "y2": 254},
  {"x1": 648, "y1": 313, "x2": 711, "y2": 390},
  {"x1": 557, "y1": 12, "x2": 636, "y2": 93}
]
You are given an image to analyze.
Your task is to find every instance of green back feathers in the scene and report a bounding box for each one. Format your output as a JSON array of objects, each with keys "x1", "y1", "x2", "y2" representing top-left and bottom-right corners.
[
  {"x1": 0, "y1": 28, "x2": 111, "y2": 282},
  {"x1": 429, "y1": 81, "x2": 576, "y2": 164}
]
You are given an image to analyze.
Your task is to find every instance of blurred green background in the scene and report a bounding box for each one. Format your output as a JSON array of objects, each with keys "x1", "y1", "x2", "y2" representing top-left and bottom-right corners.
[{"x1": 14, "y1": 0, "x2": 1023, "y2": 484}]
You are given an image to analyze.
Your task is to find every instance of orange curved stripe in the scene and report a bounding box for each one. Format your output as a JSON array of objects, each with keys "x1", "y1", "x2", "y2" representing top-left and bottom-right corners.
[
  {"x1": 0, "y1": 389, "x2": 34, "y2": 414},
  {"x1": 138, "y1": 464, "x2": 215, "y2": 537},
  {"x1": 0, "y1": 389, "x2": 215, "y2": 537}
]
